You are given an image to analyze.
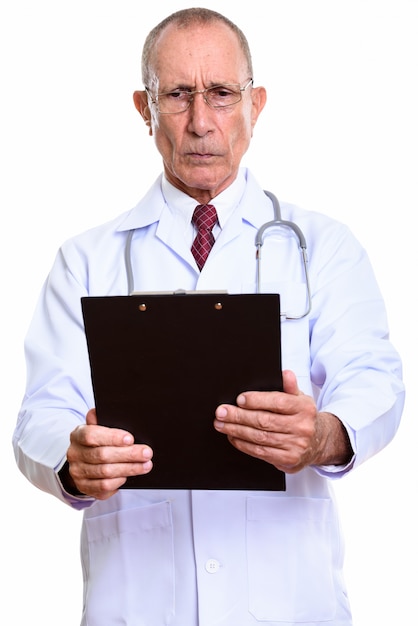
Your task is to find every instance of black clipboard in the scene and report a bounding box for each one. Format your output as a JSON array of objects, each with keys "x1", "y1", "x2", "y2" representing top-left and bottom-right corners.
[{"x1": 81, "y1": 292, "x2": 285, "y2": 491}]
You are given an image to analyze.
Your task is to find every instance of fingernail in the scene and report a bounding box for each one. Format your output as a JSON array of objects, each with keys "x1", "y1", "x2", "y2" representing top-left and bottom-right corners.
[
  {"x1": 143, "y1": 447, "x2": 152, "y2": 459},
  {"x1": 216, "y1": 406, "x2": 227, "y2": 419}
]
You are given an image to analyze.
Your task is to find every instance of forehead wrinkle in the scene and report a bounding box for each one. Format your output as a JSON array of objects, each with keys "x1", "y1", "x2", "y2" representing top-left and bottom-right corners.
[
  {"x1": 152, "y1": 62, "x2": 247, "y2": 93},
  {"x1": 148, "y1": 23, "x2": 248, "y2": 92}
]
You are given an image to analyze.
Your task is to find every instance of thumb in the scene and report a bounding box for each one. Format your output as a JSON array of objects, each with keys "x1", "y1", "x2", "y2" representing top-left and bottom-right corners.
[
  {"x1": 86, "y1": 408, "x2": 98, "y2": 426},
  {"x1": 282, "y1": 369, "x2": 301, "y2": 396}
]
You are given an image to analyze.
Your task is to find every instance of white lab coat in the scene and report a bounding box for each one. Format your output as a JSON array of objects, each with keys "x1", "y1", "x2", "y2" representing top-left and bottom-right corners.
[{"x1": 13, "y1": 169, "x2": 404, "y2": 625}]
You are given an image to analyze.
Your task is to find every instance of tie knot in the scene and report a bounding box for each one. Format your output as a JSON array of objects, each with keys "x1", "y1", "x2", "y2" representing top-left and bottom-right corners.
[{"x1": 192, "y1": 204, "x2": 218, "y2": 231}]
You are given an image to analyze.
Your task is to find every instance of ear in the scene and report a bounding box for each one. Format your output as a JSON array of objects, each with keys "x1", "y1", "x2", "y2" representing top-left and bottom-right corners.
[
  {"x1": 133, "y1": 90, "x2": 153, "y2": 135},
  {"x1": 250, "y1": 86, "x2": 267, "y2": 130}
]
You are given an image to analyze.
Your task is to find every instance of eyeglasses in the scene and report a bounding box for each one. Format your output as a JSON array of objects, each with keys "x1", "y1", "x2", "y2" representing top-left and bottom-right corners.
[{"x1": 146, "y1": 78, "x2": 253, "y2": 114}]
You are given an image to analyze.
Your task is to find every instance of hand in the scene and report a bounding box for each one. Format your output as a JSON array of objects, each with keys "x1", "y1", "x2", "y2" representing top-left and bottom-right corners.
[
  {"x1": 214, "y1": 370, "x2": 352, "y2": 473},
  {"x1": 63, "y1": 409, "x2": 153, "y2": 499}
]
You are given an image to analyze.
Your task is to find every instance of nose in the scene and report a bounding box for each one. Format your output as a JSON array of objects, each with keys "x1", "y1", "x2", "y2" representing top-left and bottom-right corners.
[{"x1": 187, "y1": 91, "x2": 215, "y2": 136}]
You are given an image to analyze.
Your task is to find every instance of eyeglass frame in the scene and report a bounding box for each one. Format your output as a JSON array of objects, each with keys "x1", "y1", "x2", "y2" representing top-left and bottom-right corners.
[{"x1": 145, "y1": 78, "x2": 254, "y2": 114}]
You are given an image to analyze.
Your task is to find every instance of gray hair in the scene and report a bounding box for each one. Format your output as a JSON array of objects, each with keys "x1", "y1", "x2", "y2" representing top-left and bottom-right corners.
[{"x1": 141, "y1": 7, "x2": 253, "y2": 88}]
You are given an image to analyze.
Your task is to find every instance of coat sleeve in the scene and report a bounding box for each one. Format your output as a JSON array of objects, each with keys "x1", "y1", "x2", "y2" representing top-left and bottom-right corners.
[
  {"x1": 12, "y1": 240, "x2": 97, "y2": 509},
  {"x1": 305, "y1": 216, "x2": 405, "y2": 478}
]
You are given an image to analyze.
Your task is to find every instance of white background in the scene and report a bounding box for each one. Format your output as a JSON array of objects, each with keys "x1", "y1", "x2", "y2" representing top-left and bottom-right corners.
[{"x1": 1, "y1": 1, "x2": 417, "y2": 624}]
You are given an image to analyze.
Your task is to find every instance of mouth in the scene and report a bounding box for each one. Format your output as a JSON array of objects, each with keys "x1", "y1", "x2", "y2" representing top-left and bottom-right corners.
[{"x1": 187, "y1": 152, "x2": 218, "y2": 161}]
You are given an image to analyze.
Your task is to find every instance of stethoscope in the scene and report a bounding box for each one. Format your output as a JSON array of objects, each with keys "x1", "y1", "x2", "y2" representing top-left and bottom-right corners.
[
  {"x1": 256, "y1": 190, "x2": 312, "y2": 319},
  {"x1": 125, "y1": 190, "x2": 312, "y2": 320}
]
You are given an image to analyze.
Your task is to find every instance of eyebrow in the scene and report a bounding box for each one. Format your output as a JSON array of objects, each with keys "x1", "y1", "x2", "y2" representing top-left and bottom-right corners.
[{"x1": 158, "y1": 80, "x2": 237, "y2": 92}]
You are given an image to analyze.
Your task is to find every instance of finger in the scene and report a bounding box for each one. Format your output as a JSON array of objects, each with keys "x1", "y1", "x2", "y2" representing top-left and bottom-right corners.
[
  {"x1": 86, "y1": 408, "x2": 98, "y2": 425},
  {"x1": 230, "y1": 390, "x2": 298, "y2": 416},
  {"x1": 215, "y1": 403, "x2": 286, "y2": 433},
  {"x1": 75, "y1": 458, "x2": 153, "y2": 481},
  {"x1": 281, "y1": 369, "x2": 301, "y2": 396},
  {"x1": 72, "y1": 422, "x2": 135, "y2": 448},
  {"x1": 225, "y1": 429, "x2": 308, "y2": 473},
  {"x1": 70, "y1": 457, "x2": 154, "y2": 500},
  {"x1": 228, "y1": 434, "x2": 293, "y2": 466},
  {"x1": 79, "y1": 460, "x2": 155, "y2": 501},
  {"x1": 232, "y1": 371, "x2": 303, "y2": 414},
  {"x1": 77, "y1": 441, "x2": 152, "y2": 463}
]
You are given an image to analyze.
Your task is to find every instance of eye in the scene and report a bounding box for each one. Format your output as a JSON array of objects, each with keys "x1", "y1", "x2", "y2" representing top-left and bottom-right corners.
[
  {"x1": 166, "y1": 89, "x2": 190, "y2": 100},
  {"x1": 211, "y1": 86, "x2": 236, "y2": 98}
]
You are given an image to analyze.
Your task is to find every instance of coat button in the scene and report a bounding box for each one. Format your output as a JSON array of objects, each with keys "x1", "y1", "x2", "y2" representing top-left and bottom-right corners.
[{"x1": 205, "y1": 558, "x2": 220, "y2": 573}]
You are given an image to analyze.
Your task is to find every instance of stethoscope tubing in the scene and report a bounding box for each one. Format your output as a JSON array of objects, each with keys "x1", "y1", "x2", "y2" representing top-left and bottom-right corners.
[
  {"x1": 256, "y1": 191, "x2": 311, "y2": 319},
  {"x1": 124, "y1": 190, "x2": 312, "y2": 319}
]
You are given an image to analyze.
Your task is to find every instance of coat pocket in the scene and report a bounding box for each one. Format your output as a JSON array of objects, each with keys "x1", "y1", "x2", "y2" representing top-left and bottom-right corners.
[
  {"x1": 82, "y1": 500, "x2": 175, "y2": 626},
  {"x1": 247, "y1": 496, "x2": 336, "y2": 623}
]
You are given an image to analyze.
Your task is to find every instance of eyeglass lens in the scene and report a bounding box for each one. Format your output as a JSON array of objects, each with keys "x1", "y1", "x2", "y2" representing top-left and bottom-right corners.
[{"x1": 158, "y1": 84, "x2": 245, "y2": 113}]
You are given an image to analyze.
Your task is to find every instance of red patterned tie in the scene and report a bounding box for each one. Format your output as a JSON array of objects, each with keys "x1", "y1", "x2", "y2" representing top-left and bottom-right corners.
[{"x1": 191, "y1": 204, "x2": 218, "y2": 270}]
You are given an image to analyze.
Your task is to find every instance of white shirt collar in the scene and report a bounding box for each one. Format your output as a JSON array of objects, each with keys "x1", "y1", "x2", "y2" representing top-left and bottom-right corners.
[{"x1": 161, "y1": 170, "x2": 247, "y2": 233}]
